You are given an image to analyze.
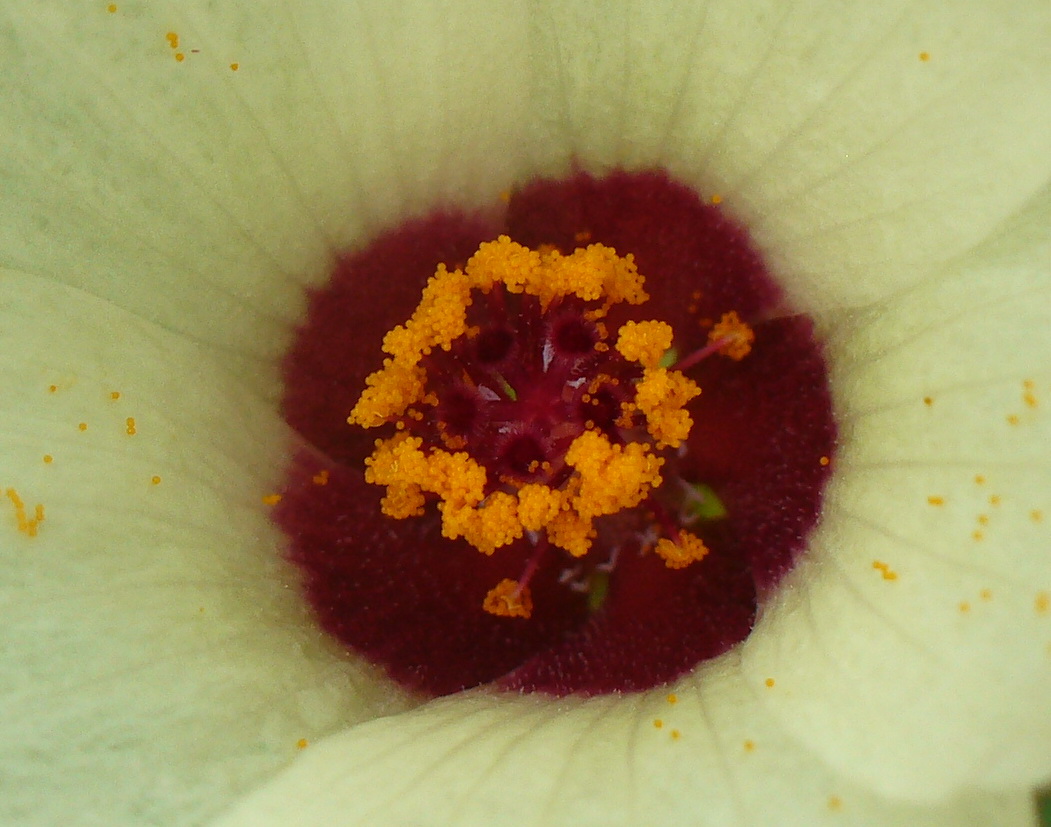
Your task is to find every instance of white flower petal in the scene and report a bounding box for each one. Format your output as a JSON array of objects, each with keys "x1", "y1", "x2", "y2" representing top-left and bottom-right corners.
[
  {"x1": 0, "y1": 1, "x2": 533, "y2": 371},
  {"x1": 216, "y1": 652, "x2": 1035, "y2": 827},
  {"x1": 742, "y1": 184, "x2": 1051, "y2": 800},
  {"x1": 527, "y1": 0, "x2": 1051, "y2": 312},
  {"x1": 0, "y1": 276, "x2": 415, "y2": 825}
]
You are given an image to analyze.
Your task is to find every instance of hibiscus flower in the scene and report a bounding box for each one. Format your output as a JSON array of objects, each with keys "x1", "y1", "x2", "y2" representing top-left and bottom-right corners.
[{"x1": 1, "y1": 2, "x2": 1048, "y2": 825}]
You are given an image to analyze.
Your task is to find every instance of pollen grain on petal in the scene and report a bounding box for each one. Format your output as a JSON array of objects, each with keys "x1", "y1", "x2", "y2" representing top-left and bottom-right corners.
[
  {"x1": 262, "y1": 493, "x2": 283, "y2": 506},
  {"x1": 927, "y1": 495, "x2": 945, "y2": 506},
  {"x1": 827, "y1": 795, "x2": 844, "y2": 812},
  {"x1": 6, "y1": 488, "x2": 45, "y2": 537},
  {"x1": 743, "y1": 739, "x2": 756, "y2": 752},
  {"x1": 872, "y1": 560, "x2": 898, "y2": 581},
  {"x1": 1036, "y1": 592, "x2": 1050, "y2": 616}
]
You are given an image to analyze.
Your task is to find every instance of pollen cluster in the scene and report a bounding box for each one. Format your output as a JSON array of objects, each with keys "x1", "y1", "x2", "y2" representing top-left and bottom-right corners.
[{"x1": 348, "y1": 236, "x2": 745, "y2": 618}]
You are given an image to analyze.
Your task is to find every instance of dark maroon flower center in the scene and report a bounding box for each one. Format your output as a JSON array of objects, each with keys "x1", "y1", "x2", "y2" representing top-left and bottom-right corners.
[{"x1": 278, "y1": 170, "x2": 836, "y2": 697}]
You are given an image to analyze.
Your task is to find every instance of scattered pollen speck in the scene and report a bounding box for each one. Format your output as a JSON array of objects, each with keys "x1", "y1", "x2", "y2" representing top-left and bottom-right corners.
[
  {"x1": 499, "y1": 190, "x2": 511, "y2": 204},
  {"x1": 1037, "y1": 593, "x2": 1050, "y2": 615},
  {"x1": 175, "y1": 52, "x2": 185, "y2": 62},
  {"x1": 872, "y1": 560, "x2": 898, "y2": 581},
  {"x1": 710, "y1": 194, "x2": 723, "y2": 205},
  {"x1": 819, "y1": 455, "x2": 830, "y2": 466},
  {"x1": 743, "y1": 739, "x2": 756, "y2": 752},
  {"x1": 666, "y1": 693, "x2": 678, "y2": 705},
  {"x1": 6, "y1": 488, "x2": 45, "y2": 537},
  {"x1": 230, "y1": 62, "x2": 239, "y2": 71},
  {"x1": 110, "y1": 391, "x2": 121, "y2": 400},
  {"x1": 653, "y1": 719, "x2": 663, "y2": 729},
  {"x1": 828, "y1": 795, "x2": 844, "y2": 811},
  {"x1": 107, "y1": 3, "x2": 117, "y2": 12},
  {"x1": 125, "y1": 417, "x2": 137, "y2": 436},
  {"x1": 312, "y1": 469, "x2": 330, "y2": 486},
  {"x1": 262, "y1": 493, "x2": 282, "y2": 506},
  {"x1": 989, "y1": 495, "x2": 1001, "y2": 506},
  {"x1": 980, "y1": 588, "x2": 993, "y2": 601},
  {"x1": 43, "y1": 455, "x2": 53, "y2": 464},
  {"x1": 48, "y1": 384, "x2": 58, "y2": 393},
  {"x1": 166, "y1": 32, "x2": 179, "y2": 49},
  {"x1": 958, "y1": 601, "x2": 970, "y2": 614},
  {"x1": 919, "y1": 51, "x2": 931, "y2": 61},
  {"x1": 764, "y1": 677, "x2": 775, "y2": 688},
  {"x1": 574, "y1": 230, "x2": 592, "y2": 244},
  {"x1": 972, "y1": 529, "x2": 984, "y2": 541},
  {"x1": 151, "y1": 475, "x2": 162, "y2": 485},
  {"x1": 1007, "y1": 414, "x2": 1020, "y2": 426},
  {"x1": 1031, "y1": 510, "x2": 1044, "y2": 523},
  {"x1": 977, "y1": 514, "x2": 989, "y2": 526},
  {"x1": 77, "y1": 422, "x2": 88, "y2": 432},
  {"x1": 670, "y1": 729, "x2": 681, "y2": 740},
  {"x1": 927, "y1": 495, "x2": 944, "y2": 506},
  {"x1": 296, "y1": 738, "x2": 309, "y2": 749},
  {"x1": 923, "y1": 396, "x2": 934, "y2": 406},
  {"x1": 974, "y1": 474, "x2": 986, "y2": 485}
]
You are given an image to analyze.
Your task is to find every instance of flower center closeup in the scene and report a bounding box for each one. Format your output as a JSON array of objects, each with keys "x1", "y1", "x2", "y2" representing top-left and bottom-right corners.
[{"x1": 278, "y1": 170, "x2": 836, "y2": 697}]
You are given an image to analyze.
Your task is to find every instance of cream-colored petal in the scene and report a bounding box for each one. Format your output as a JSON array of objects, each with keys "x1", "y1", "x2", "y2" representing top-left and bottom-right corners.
[
  {"x1": 527, "y1": 0, "x2": 1051, "y2": 313},
  {"x1": 0, "y1": 1, "x2": 533, "y2": 379},
  {"x1": 742, "y1": 184, "x2": 1051, "y2": 800},
  {"x1": 0, "y1": 275, "x2": 415, "y2": 825},
  {"x1": 217, "y1": 651, "x2": 1035, "y2": 827}
]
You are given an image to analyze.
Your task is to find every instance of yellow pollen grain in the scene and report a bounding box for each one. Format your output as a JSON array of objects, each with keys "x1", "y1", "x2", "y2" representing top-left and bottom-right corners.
[
  {"x1": 312, "y1": 469, "x2": 330, "y2": 486},
  {"x1": 1007, "y1": 414, "x2": 1020, "y2": 426},
  {"x1": 230, "y1": 62, "x2": 240, "y2": 71},
  {"x1": 78, "y1": 422, "x2": 88, "y2": 432},
  {"x1": 710, "y1": 194, "x2": 722, "y2": 205},
  {"x1": 975, "y1": 474, "x2": 986, "y2": 485},
  {"x1": 958, "y1": 601, "x2": 970, "y2": 614},
  {"x1": 125, "y1": 417, "x2": 137, "y2": 436},
  {"x1": 1037, "y1": 592, "x2": 1050, "y2": 615},
  {"x1": 708, "y1": 311, "x2": 754, "y2": 361},
  {"x1": 670, "y1": 730, "x2": 681, "y2": 740},
  {"x1": 980, "y1": 588, "x2": 993, "y2": 601},
  {"x1": 977, "y1": 514, "x2": 989, "y2": 526},
  {"x1": 48, "y1": 384, "x2": 58, "y2": 393},
  {"x1": 828, "y1": 795, "x2": 844, "y2": 811},
  {"x1": 175, "y1": 52, "x2": 185, "y2": 62},
  {"x1": 110, "y1": 391, "x2": 121, "y2": 400},
  {"x1": 819, "y1": 455, "x2": 830, "y2": 466},
  {"x1": 919, "y1": 51, "x2": 930, "y2": 61},
  {"x1": 653, "y1": 719, "x2": 663, "y2": 729},
  {"x1": 972, "y1": 529, "x2": 984, "y2": 541},
  {"x1": 764, "y1": 677, "x2": 775, "y2": 688},
  {"x1": 107, "y1": 3, "x2": 117, "y2": 11},
  {"x1": 743, "y1": 739, "x2": 755, "y2": 752},
  {"x1": 1024, "y1": 392, "x2": 1038, "y2": 409},
  {"x1": 6, "y1": 488, "x2": 45, "y2": 537},
  {"x1": 43, "y1": 455, "x2": 53, "y2": 464},
  {"x1": 296, "y1": 738, "x2": 309, "y2": 749},
  {"x1": 151, "y1": 475, "x2": 162, "y2": 485},
  {"x1": 923, "y1": 396, "x2": 934, "y2": 406},
  {"x1": 872, "y1": 560, "x2": 898, "y2": 581},
  {"x1": 166, "y1": 32, "x2": 179, "y2": 49},
  {"x1": 1031, "y1": 510, "x2": 1044, "y2": 523},
  {"x1": 262, "y1": 493, "x2": 282, "y2": 506},
  {"x1": 927, "y1": 495, "x2": 944, "y2": 506},
  {"x1": 666, "y1": 693, "x2": 678, "y2": 705},
  {"x1": 989, "y1": 495, "x2": 1001, "y2": 506},
  {"x1": 482, "y1": 579, "x2": 533, "y2": 619}
]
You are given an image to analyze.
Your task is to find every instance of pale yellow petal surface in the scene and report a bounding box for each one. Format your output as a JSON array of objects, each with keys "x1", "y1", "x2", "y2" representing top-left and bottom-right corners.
[
  {"x1": 742, "y1": 185, "x2": 1051, "y2": 799},
  {"x1": 217, "y1": 652, "x2": 1036, "y2": 827}
]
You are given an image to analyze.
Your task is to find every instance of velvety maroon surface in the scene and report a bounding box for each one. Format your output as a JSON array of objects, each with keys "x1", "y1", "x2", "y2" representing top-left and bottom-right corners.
[{"x1": 279, "y1": 170, "x2": 836, "y2": 697}]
